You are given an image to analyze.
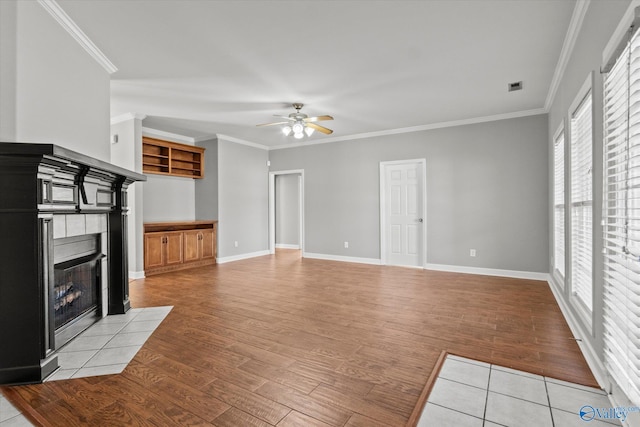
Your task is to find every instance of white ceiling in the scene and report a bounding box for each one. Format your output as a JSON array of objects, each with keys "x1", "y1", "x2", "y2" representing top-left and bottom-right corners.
[{"x1": 58, "y1": 0, "x2": 577, "y2": 148}]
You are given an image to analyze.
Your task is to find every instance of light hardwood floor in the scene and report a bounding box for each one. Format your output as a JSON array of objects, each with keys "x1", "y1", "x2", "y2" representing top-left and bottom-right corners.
[{"x1": 2, "y1": 250, "x2": 596, "y2": 426}]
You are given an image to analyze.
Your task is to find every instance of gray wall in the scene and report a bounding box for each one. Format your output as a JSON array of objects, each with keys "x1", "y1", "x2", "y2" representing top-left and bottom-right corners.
[
  {"x1": 218, "y1": 139, "x2": 269, "y2": 258},
  {"x1": 110, "y1": 117, "x2": 145, "y2": 276},
  {"x1": 0, "y1": 1, "x2": 111, "y2": 161},
  {"x1": 143, "y1": 174, "x2": 196, "y2": 222},
  {"x1": 0, "y1": 1, "x2": 17, "y2": 142},
  {"x1": 195, "y1": 138, "x2": 219, "y2": 221},
  {"x1": 547, "y1": 0, "x2": 631, "y2": 387},
  {"x1": 269, "y1": 114, "x2": 549, "y2": 272},
  {"x1": 275, "y1": 174, "x2": 300, "y2": 247}
]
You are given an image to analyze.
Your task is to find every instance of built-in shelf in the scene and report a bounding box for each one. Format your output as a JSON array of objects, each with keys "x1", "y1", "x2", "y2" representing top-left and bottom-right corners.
[{"x1": 142, "y1": 137, "x2": 205, "y2": 178}]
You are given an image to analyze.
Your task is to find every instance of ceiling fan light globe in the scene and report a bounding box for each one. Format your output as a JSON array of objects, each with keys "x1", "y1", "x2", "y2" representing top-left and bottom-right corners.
[
  {"x1": 292, "y1": 122, "x2": 304, "y2": 134},
  {"x1": 304, "y1": 127, "x2": 315, "y2": 137},
  {"x1": 282, "y1": 126, "x2": 292, "y2": 136},
  {"x1": 294, "y1": 132, "x2": 304, "y2": 139}
]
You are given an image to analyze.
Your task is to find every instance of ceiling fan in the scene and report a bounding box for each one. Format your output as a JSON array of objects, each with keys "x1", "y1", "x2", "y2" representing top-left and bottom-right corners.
[{"x1": 257, "y1": 103, "x2": 333, "y2": 138}]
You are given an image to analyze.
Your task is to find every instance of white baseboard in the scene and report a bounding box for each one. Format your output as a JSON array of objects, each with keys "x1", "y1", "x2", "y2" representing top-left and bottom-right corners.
[
  {"x1": 302, "y1": 252, "x2": 382, "y2": 265},
  {"x1": 299, "y1": 254, "x2": 548, "y2": 280},
  {"x1": 275, "y1": 244, "x2": 300, "y2": 250},
  {"x1": 546, "y1": 275, "x2": 608, "y2": 390},
  {"x1": 425, "y1": 263, "x2": 549, "y2": 281},
  {"x1": 216, "y1": 250, "x2": 271, "y2": 264},
  {"x1": 129, "y1": 270, "x2": 145, "y2": 280}
]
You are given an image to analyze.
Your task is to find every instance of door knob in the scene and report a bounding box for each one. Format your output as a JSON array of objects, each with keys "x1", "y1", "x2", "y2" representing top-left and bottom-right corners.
[{"x1": 417, "y1": 218, "x2": 423, "y2": 223}]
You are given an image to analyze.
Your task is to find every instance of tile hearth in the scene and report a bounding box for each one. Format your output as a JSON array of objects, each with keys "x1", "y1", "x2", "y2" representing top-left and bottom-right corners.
[
  {"x1": 0, "y1": 306, "x2": 172, "y2": 426},
  {"x1": 418, "y1": 355, "x2": 623, "y2": 427}
]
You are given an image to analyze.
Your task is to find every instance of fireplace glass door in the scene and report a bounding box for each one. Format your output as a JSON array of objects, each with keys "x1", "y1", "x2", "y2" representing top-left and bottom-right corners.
[{"x1": 53, "y1": 252, "x2": 104, "y2": 347}]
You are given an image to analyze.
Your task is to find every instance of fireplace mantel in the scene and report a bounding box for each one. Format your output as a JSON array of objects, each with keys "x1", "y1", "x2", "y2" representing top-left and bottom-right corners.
[{"x1": 0, "y1": 142, "x2": 146, "y2": 385}]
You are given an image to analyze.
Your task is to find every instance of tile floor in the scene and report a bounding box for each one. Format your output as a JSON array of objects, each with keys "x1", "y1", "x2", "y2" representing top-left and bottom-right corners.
[
  {"x1": 0, "y1": 306, "x2": 172, "y2": 426},
  {"x1": 418, "y1": 355, "x2": 627, "y2": 427}
]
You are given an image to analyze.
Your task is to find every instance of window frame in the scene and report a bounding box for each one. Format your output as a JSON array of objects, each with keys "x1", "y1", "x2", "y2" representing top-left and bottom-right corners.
[
  {"x1": 553, "y1": 123, "x2": 566, "y2": 285},
  {"x1": 568, "y1": 73, "x2": 594, "y2": 331}
]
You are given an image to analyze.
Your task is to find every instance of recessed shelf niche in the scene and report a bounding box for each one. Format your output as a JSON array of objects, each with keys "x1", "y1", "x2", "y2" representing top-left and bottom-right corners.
[{"x1": 142, "y1": 137, "x2": 205, "y2": 178}]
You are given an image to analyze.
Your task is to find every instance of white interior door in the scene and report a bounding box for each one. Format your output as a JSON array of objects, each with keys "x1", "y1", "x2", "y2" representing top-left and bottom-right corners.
[{"x1": 382, "y1": 161, "x2": 425, "y2": 267}]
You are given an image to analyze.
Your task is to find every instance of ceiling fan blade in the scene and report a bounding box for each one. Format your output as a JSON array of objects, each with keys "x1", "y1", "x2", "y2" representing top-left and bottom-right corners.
[
  {"x1": 306, "y1": 122, "x2": 333, "y2": 135},
  {"x1": 305, "y1": 115, "x2": 333, "y2": 123},
  {"x1": 273, "y1": 115, "x2": 296, "y2": 121},
  {"x1": 256, "y1": 121, "x2": 291, "y2": 127}
]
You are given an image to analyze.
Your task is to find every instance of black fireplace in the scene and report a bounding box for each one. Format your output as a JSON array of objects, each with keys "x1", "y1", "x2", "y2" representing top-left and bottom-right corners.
[
  {"x1": 53, "y1": 235, "x2": 104, "y2": 349},
  {"x1": 0, "y1": 142, "x2": 146, "y2": 385}
]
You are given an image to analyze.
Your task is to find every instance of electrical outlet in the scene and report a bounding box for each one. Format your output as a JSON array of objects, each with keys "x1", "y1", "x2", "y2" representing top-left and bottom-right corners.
[
  {"x1": 234, "y1": 241, "x2": 238, "y2": 248},
  {"x1": 344, "y1": 241, "x2": 349, "y2": 249},
  {"x1": 470, "y1": 249, "x2": 476, "y2": 257}
]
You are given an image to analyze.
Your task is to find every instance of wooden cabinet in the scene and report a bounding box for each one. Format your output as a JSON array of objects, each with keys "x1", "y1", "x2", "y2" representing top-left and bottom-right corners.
[
  {"x1": 200, "y1": 228, "x2": 216, "y2": 259},
  {"x1": 144, "y1": 221, "x2": 217, "y2": 276},
  {"x1": 142, "y1": 137, "x2": 205, "y2": 179},
  {"x1": 183, "y1": 228, "x2": 216, "y2": 263},
  {"x1": 144, "y1": 232, "x2": 184, "y2": 270}
]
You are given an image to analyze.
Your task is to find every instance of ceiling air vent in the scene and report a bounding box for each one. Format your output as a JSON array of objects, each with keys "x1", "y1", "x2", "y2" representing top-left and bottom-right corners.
[{"x1": 508, "y1": 81, "x2": 523, "y2": 92}]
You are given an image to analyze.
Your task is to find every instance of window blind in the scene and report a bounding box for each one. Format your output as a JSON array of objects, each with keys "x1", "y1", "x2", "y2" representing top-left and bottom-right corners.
[
  {"x1": 571, "y1": 90, "x2": 593, "y2": 313},
  {"x1": 603, "y1": 26, "x2": 640, "y2": 406},
  {"x1": 554, "y1": 130, "x2": 566, "y2": 280}
]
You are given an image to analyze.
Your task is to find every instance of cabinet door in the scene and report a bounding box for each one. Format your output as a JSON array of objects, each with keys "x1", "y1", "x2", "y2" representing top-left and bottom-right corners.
[
  {"x1": 183, "y1": 230, "x2": 200, "y2": 262},
  {"x1": 201, "y1": 229, "x2": 216, "y2": 260},
  {"x1": 165, "y1": 232, "x2": 184, "y2": 265},
  {"x1": 144, "y1": 233, "x2": 165, "y2": 269}
]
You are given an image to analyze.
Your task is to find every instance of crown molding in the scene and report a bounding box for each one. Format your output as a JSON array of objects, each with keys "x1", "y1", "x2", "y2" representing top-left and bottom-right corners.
[
  {"x1": 193, "y1": 134, "x2": 217, "y2": 143},
  {"x1": 142, "y1": 127, "x2": 196, "y2": 145},
  {"x1": 269, "y1": 108, "x2": 546, "y2": 151},
  {"x1": 37, "y1": 0, "x2": 118, "y2": 74},
  {"x1": 544, "y1": 0, "x2": 591, "y2": 111},
  {"x1": 216, "y1": 134, "x2": 269, "y2": 151},
  {"x1": 110, "y1": 113, "x2": 147, "y2": 125}
]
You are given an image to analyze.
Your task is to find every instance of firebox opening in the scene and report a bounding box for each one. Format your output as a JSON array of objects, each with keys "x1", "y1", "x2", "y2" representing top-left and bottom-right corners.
[{"x1": 52, "y1": 234, "x2": 105, "y2": 349}]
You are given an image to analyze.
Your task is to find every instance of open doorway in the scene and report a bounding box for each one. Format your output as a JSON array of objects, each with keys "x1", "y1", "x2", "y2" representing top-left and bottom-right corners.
[{"x1": 269, "y1": 170, "x2": 304, "y2": 256}]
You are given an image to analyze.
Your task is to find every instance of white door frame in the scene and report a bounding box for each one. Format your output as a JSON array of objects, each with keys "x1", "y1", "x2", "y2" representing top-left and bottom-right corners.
[
  {"x1": 379, "y1": 159, "x2": 427, "y2": 267},
  {"x1": 269, "y1": 169, "x2": 304, "y2": 254}
]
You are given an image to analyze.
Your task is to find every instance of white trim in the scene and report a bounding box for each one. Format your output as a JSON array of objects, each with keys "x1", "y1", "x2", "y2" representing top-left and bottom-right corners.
[
  {"x1": 566, "y1": 71, "x2": 594, "y2": 333},
  {"x1": 425, "y1": 263, "x2": 549, "y2": 281},
  {"x1": 37, "y1": 0, "x2": 118, "y2": 74},
  {"x1": 193, "y1": 134, "x2": 217, "y2": 143},
  {"x1": 298, "y1": 254, "x2": 550, "y2": 280},
  {"x1": 216, "y1": 250, "x2": 270, "y2": 264},
  {"x1": 111, "y1": 113, "x2": 147, "y2": 125},
  {"x1": 379, "y1": 159, "x2": 427, "y2": 268},
  {"x1": 547, "y1": 274, "x2": 608, "y2": 389},
  {"x1": 602, "y1": 0, "x2": 640, "y2": 72},
  {"x1": 128, "y1": 270, "x2": 145, "y2": 280},
  {"x1": 570, "y1": 72, "x2": 594, "y2": 116},
  {"x1": 269, "y1": 108, "x2": 546, "y2": 151},
  {"x1": 275, "y1": 244, "x2": 300, "y2": 250},
  {"x1": 142, "y1": 127, "x2": 196, "y2": 145},
  {"x1": 551, "y1": 121, "x2": 566, "y2": 286},
  {"x1": 217, "y1": 134, "x2": 269, "y2": 151},
  {"x1": 545, "y1": 0, "x2": 591, "y2": 111},
  {"x1": 303, "y1": 252, "x2": 382, "y2": 266},
  {"x1": 269, "y1": 170, "x2": 305, "y2": 255},
  {"x1": 553, "y1": 121, "x2": 566, "y2": 144},
  {"x1": 269, "y1": 247, "x2": 579, "y2": 285}
]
